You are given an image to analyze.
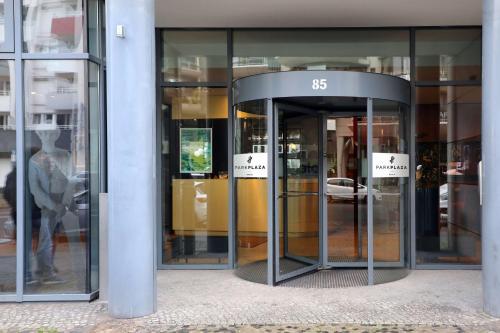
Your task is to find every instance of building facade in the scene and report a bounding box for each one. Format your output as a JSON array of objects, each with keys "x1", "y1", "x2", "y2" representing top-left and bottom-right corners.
[{"x1": 0, "y1": 0, "x2": 499, "y2": 321}]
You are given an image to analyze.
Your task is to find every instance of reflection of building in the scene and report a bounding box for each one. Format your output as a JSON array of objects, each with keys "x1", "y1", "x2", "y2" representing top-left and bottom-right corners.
[
  {"x1": 0, "y1": 60, "x2": 14, "y2": 187},
  {"x1": 25, "y1": 61, "x2": 87, "y2": 171},
  {"x1": 23, "y1": 0, "x2": 84, "y2": 53}
]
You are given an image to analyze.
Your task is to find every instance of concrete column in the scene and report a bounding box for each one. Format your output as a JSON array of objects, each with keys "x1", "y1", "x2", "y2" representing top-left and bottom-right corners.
[
  {"x1": 482, "y1": 0, "x2": 500, "y2": 318},
  {"x1": 105, "y1": 0, "x2": 156, "y2": 318}
]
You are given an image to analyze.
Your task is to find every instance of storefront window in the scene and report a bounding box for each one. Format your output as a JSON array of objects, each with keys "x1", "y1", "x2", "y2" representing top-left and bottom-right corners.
[
  {"x1": 233, "y1": 30, "x2": 410, "y2": 80},
  {"x1": 24, "y1": 60, "x2": 94, "y2": 293},
  {"x1": 234, "y1": 99, "x2": 268, "y2": 282},
  {"x1": 415, "y1": 86, "x2": 481, "y2": 265},
  {"x1": 415, "y1": 29, "x2": 481, "y2": 82},
  {"x1": 0, "y1": 60, "x2": 15, "y2": 294},
  {"x1": 23, "y1": 0, "x2": 84, "y2": 53},
  {"x1": 162, "y1": 31, "x2": 227, "y2": 83},
  {"x1": 161, "y1": 87, "x2": 228, "y2": 265}
]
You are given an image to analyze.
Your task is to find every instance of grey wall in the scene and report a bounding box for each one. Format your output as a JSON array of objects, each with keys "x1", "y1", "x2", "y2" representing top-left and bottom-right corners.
[{"x1": 155, "y1": 0, "x2": 481, "y2": 27}]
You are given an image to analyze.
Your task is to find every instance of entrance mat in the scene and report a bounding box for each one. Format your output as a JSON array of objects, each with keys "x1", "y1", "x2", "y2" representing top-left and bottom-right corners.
[{"x1": 235, "y1": 259, "x2": 409, "y2": 287}]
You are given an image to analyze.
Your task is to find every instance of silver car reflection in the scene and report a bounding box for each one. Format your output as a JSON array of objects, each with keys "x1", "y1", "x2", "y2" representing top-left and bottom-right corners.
[{"x1": 326, "y1": 177, "x2": 382, "y2": 202}]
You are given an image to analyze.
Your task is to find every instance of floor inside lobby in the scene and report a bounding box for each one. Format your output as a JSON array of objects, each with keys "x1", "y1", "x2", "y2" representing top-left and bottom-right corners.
[{"x1": 0, "y1": 269, "x2": 498, "y2": 332}]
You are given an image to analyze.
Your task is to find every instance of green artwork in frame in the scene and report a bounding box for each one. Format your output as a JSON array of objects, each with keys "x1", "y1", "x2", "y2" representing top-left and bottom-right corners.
[{"x1": 180, "y1": 128, "x2": 213, "y2": 173}]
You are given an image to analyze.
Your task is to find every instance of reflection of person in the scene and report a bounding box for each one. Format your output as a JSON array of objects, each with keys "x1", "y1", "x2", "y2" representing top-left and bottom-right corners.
[
  {"x1": 28, "y1": 129, "x2": 75, "y2": 284},
  {"x1": 4, "y1": 166, "x2": 17, "y2": 227},
  {"x1": 4, "y1": 165, "x2": 42, "y2": 284}
]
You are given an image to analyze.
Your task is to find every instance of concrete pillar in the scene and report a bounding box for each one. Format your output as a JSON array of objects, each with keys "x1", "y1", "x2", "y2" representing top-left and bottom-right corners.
[
  {"x1": 482, "y1": 0, "x2": 500, "y2": 318},
  {"x1": 105, "y1": 0, "x2": 156, "y2": 318}
]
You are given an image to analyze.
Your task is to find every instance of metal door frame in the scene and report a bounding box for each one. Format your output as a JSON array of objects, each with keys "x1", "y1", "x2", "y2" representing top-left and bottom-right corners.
[
  {"x1": 273, "y1": 101, "x2": 322, "y2": 284},
  {"x1": 322, "y1": 109, "x2": 369, "y2": 269}
]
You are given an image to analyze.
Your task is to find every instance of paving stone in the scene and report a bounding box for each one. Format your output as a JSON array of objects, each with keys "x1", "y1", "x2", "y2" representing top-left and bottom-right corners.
[{"x1": 0, "y1": 270, "x2": 500, "y2": 332}]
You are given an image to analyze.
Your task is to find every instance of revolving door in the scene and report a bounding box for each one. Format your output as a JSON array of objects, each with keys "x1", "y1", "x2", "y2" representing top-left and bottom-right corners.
[{"x1": 234, "y1": 71, "x2": 411, "y2": 286}]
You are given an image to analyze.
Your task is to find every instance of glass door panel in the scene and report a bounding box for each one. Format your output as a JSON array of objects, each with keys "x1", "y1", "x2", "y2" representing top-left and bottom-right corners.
[
  {"x1": 372, "y1": 100, "x2": 408, "y2": 267},
  {"x1": 275, "y1": 103, "x2": 320, "y2": 282},
  {"x1": 326, "y1": 112, "x2": 368, "y2": 265}
]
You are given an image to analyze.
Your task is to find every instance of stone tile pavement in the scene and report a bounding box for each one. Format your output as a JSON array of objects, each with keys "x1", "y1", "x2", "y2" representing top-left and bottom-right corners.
[{"x1": 1, "y1": 270, "x2": 500, "y2": 332}]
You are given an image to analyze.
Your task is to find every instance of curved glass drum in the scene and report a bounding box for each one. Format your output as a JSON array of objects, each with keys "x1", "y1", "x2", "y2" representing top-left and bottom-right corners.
[
  {"x1": 372, "y1": 100, "x2": 409, "y2": 284},
  {"x1": 234, "y1": 100, "x2": 269, "y2": 283},
  {"x1": 234, "y1": 71, "x2": 410, "y2": 286}
]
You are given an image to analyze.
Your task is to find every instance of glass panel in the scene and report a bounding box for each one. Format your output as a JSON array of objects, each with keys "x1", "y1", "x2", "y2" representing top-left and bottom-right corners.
[
  {"x1": 23, "y1": 0, "x2": 84, "y2": 53},
  {"x1": 415, "y1": 86, "x2": 481, "y2": 265},
  {"x1": 88, "y1": 61, "x2": 99, "y2": 291},
  {"x1": 234, "y1": 99, "x2": 267, "y2": 283},
  {"x1": 372, "y1": 100, "x2": 408, "y2": 265},
  {"x1": 233, "y1": 30, "x2": 410, "y2": 80},
  {"x1": 24, "y1": 60, "x2": 90, "y2": 293},
  {"x1": 88, "y1": 0, "x2": 99, "y2": 57},
  {"x1": 161, "y1": 87, "x2": 228, "y2": 265},
  {"x1": 162, "y1": 31, "x2": 227, "y2": 83},
  {"x1": 415, "y1": 29, "x2": 481, "y2": 82},
  {"x1": 0, "y1": 60, "x2": 15, "y2": 294},
  {"x1": 0, "y1": 0, "x2": 14, "y2": 51},
  {"x1": 276, "y1": 105, "x2": 319, "y2": 278},
  {"x1": 100, "y1": 0, "x2": 105, "y2": 61},
  {"x1": 326, "y1": 111, "x2": 368, "y2": 263}
]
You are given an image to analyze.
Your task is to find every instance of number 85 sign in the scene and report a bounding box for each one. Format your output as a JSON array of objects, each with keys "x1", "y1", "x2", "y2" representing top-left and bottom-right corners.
[{"x1": 312, "y1": 79, "x2": 327, "y2": 90}]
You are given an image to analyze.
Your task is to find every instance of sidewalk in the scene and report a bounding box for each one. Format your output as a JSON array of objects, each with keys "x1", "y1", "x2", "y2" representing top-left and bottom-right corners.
[{"x1": 0, "y1": 270, "x2": 499, "y2": 332}]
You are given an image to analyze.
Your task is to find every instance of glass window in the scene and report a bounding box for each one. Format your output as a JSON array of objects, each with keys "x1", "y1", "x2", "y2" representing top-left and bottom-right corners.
[
  {"x1": 0, "y1": 0, "x2": 14, "y2": 52},
  {"x1": 372, "y1": 100, "x2": 409, "y2": 266},
  {"x1": 415, "y1": 29, "x2": 482, "y2": 82},
  {"x1": 24, "y1": 60, "x2": 93, "y2": 293},
  {"x1": 161, "y1": 31, "x2": 227, "y2": 83},
  {"x1": 233, "y1": 30, "x2": 410, "y2": 80},
  {"x1": 23, "y1": 0, "x2": 84, "y2": 53},
  {"x1": 161, "y1": 87, "x2": 228, "y2": 265},
  {"x1": 415, "y1": 86, "x2": 481, "y2": 265},
  {"x1": 0, "y1": 60, "x2": 15, "y2": 294},
  {"x1": 234, "y1": 99, "x2": 268, "y2": 283},
  {"x1": 88, "y1": 0, "x2": 99, "y2": 57}
]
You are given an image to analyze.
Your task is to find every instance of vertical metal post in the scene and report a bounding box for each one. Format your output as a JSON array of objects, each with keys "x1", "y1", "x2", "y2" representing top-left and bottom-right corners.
[
  {"x1": 99, "y1": 0, "x2": 107, "y2": 192},
  {"x1": 320, "y1": 113, "x2": 327, "y2": 267},
  {"x1": 282, "y1": 114, "x2": 288, "y2": 257},
  {"x1": 409, "y1": 27, "x2": 417, "y2": 269},
  {"x1": 367, "y1": 98, "x2": 374, "y2": 285},
  {"x1": 14, "y1": 0, "x2": 24, "y2": 302},
  {"x1": 266, "y1": 98, "x2": 274, "y2": 285},
  {"x1": 227, "y1": 29, "x2": 235, "y2": 268},
  {"x1": 482, "y1": 0, "x2": 500, "y2": 318},
  {"x1": 106, "y1": 0, "x2": 156, "y2": 317}
]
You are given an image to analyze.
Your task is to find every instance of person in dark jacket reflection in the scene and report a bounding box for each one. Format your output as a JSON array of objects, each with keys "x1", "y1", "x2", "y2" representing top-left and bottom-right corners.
[
  {"x1": 28, "y1": 128, "x2": 75, "y2": 285},
  {"x1": 4, "y1": 164, "x2": 42, "y2": 285}
]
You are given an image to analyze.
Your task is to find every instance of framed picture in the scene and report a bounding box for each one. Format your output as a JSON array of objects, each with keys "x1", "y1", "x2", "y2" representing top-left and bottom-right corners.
[{"x1": 180, "y1": 128, "x2": 212, "y2": 173}]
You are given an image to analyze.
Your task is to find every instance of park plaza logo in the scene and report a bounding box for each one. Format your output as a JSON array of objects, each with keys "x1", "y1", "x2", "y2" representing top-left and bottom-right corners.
[
  {"x1": 234, "y1": 154, "x2": 266, "y2": 171},
  {"x1": 374, "y1": 155, "x2": 408, "y2": 171},
  {"x1": 234, "y1": 153, "x2": 268, "y2": 178}
]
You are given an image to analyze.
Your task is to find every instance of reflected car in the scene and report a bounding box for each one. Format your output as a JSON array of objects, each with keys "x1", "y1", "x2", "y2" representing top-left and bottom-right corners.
[
  {"x1": 439, "y1": 183, "x2": 448, "y2": 221},
  {"x1": 439, "y1": 183, "x2": 448, "y2": 209},
  {"x1": 326, "y1": 177, "x2": 382, "y2": 202}
]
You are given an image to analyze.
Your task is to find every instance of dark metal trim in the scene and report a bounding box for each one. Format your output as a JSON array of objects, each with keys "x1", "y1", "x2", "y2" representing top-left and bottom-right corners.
[{"x1": 415, "y1": 80, "x2": 482, "y2": 87}]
